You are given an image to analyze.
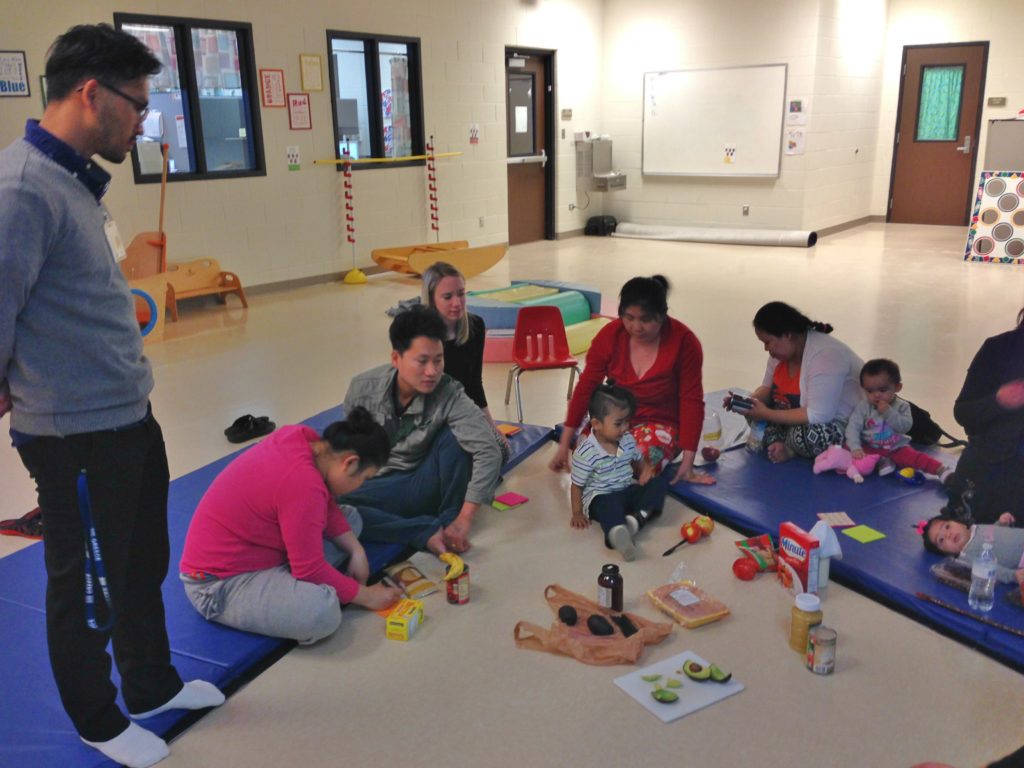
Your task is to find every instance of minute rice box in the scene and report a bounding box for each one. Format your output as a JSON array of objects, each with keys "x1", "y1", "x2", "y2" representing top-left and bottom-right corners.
[{"x1": 777, "y1": 522, "x2": 820, "y2": 595}]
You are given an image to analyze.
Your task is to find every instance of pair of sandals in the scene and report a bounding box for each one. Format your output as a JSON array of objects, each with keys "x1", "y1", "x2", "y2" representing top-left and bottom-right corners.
[{"x1": 224, "y1": 414, "x2": 276, "y2": 444}]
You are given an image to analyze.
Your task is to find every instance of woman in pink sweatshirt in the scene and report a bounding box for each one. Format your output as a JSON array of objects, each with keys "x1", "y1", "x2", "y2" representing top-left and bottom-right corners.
[{"x1": 180, "y1": 407, "x2": 402, "y2": 644}]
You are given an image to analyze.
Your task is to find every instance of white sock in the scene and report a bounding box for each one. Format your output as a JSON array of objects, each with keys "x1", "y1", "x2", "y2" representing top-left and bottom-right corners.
[
  {"x1": 608, "y1": 524, "x2": 636, "y2": 562},
  {"x1": 130, "y1": 679, "x2": 226, "y2": 720},
  {"x1": 82, "y1": 722, "x2": 169, "y2": 768}
]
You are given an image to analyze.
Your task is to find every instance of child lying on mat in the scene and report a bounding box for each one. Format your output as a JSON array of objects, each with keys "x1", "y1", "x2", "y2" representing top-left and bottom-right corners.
[
  {"x1": 570, "y1": 383, "x2": 668, "y2": 561},
  {"x1": 923, "y1": 513, "x2": 1024, "y2": 584},
  {"x1": 846, "y1": 358, "x2": 955, "y2": 484}
]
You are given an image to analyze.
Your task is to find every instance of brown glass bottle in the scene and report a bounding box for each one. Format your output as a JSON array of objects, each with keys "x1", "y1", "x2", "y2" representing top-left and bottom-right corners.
[{"x1": 598, "y1": 563, "x2": 623, "y2": 612}]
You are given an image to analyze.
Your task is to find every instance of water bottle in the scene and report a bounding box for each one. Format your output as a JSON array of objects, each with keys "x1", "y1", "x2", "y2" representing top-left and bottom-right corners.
[
  {"x1": 746, "y1": 420, "x2": 767, "y2": 454},
  {"x1": 701, "y1": 410, "x2": 723, "y2": 463},
  {"x1": 967, "y1": 542, "x2": 996, "y2": 612}
]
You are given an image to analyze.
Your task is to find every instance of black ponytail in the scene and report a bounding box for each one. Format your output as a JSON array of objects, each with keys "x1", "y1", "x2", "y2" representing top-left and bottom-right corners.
[
  {"x1": 322, "y1": 406, "x2": 391, "y2": 470},
  {"x1": 753, "y1": 301, "x2": 832, "y2": 336},
  {"x1": 618, "y1": 274, "x2": 670, "y2": 317}
]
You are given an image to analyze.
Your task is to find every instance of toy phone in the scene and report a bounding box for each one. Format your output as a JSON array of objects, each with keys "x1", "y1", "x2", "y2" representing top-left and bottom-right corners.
[{"x1": 728, "y1": 393, "x2": 755, "y2": 412}]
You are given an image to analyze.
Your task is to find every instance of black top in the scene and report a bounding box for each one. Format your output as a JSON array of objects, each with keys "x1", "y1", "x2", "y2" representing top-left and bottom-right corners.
[
  {"x1": 951, "y1": 324, "x2": 1024, "y2": 523},
  {"x1": 955, "y1": 325, "x2": 1024, "y2": 462},
  {"x1": 444, "y1": 313, "x2": 487, "y2": 408}
]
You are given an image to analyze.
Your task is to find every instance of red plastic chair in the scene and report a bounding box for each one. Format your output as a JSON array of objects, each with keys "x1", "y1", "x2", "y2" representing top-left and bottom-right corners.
[{"x1": 503, "y1": 305, "x2": 582, "y2": 422}]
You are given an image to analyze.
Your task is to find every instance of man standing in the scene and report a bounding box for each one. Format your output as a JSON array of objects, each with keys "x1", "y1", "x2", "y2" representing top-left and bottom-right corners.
[
  {"x1": 342, "y1": 306, "x2": 503, "y2": 554},
  {"x1": 0, "y1": 25, "x2": 223, "y2": 768}
]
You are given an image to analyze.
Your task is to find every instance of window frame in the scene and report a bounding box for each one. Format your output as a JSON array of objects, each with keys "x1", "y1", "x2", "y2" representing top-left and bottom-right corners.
[
  {"x1": 325, "y1": 30, "x2": 426, "y2": 171},
  {"x1": 114, "y1": 12, "x2": 266, "y2": 183}
]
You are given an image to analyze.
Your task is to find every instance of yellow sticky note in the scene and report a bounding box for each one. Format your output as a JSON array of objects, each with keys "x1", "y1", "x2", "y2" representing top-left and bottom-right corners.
[{"x1": 842, "y1": 524, "x2": 886, "y2": 544}]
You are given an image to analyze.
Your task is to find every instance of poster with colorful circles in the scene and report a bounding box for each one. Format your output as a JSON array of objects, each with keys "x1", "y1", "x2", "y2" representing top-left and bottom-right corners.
[{"x1": 964, "y1": 171, "x2": 1024, "y2": 264}]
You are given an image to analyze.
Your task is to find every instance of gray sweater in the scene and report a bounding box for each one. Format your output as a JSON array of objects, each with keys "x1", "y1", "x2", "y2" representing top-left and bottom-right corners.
[
  {"x1": 0, "y1": 138, "x2": 152, "y2": 436},
  {"x1": 344, "y1": 365, "x2": 501, "y2": 505},
  {"x1": 959, "y1": 525, "x2": 1024, "y2": 584},
  {"x1": 845, "y1": 397, "x2": 913, "y2": 453}
]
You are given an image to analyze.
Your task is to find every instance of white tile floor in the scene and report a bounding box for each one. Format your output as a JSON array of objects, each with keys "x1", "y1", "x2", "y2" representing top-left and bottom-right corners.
[{"x1": 2, "y1": 223, "x2": 1023, "y2": 766}]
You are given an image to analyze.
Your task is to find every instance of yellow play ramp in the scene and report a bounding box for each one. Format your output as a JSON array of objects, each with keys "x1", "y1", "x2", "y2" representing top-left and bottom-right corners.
[{"x1": 372, "y1": 241, "x2": 506, "y2": 278}]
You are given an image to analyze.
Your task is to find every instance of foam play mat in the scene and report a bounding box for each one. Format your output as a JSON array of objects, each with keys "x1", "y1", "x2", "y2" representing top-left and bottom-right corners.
[
  {"x1": 0, "y1": 405, "x2": 553, "y2": 767},
  {"x1": 669, "y1": 422, "x2": 1024, "y2": 671},
  {"x1": 965, "y1": 171, "x2": 1024, "y2": 264},
  {"x1": 466, "y1": 280, "x2": 609, "y2": 363}
]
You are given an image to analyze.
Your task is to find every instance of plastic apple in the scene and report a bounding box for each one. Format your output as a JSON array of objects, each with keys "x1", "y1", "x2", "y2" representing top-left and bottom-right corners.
[
  {"x1": 683, "y1": 524, "x2": 702, "y2": 544},
  {"x1": 733, "y1": 557, "x2": 757, "y2": 580},
  {"x1": 701, "y1": 446, "x2": 721, "y2": 462},
  {"x1": 694, "y1": 515, "x2": 714, "y2": 536}
]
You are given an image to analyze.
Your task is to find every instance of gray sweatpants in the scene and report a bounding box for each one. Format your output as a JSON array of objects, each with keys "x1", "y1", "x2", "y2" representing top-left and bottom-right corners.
[{"x1": 181, "y1": 507, "x2": 362, "y2": 645}]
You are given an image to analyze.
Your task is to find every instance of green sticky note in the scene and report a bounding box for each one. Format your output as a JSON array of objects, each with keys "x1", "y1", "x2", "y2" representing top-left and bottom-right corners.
[
  {"x1": 842, "y1": 524, "x2": 886, "y2": 544},
  {"x1": 492, "y1": 501, "x2": 511, "y2": 511}
]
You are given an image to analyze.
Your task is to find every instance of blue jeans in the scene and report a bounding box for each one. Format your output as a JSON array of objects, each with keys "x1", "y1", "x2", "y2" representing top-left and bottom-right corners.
[
  {"x1": 588, "y1": 472, "x2": 669, "y2": 537},
  {"x1": 340, "y1": 428, "x2": 470, "y2": 549}
]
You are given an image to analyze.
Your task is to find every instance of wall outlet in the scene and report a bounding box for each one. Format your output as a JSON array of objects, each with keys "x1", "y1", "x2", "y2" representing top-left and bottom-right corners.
[
  {"x1": 286, "y1": 145, "x2": 300, "y2": 171},
  {"x1": 742, "y1": 205, "x2": 750, "y2": 216},
  {"x1": 478, "y1": 216, "x2": 485, "y2": 228}
]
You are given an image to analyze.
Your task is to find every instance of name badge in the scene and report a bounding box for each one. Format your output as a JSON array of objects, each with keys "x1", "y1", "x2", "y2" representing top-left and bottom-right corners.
[{"x1": 104, "y1": 215, "x2": 127, "y2": 263}]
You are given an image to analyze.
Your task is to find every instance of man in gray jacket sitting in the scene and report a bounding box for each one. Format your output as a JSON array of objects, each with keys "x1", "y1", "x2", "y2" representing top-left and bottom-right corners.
[{"x1": 342, "y1": 305, "x2": 502, "y2": 553}]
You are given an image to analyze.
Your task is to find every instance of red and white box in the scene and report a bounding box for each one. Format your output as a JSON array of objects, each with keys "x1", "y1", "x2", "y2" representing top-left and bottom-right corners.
[{"x1": 777, "y1": 522, "x2": 821, "y2": 595}]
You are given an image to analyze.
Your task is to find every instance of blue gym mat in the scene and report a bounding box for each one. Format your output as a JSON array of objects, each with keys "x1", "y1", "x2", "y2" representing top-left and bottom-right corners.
[
  {"x1": 0, "y1": 406, "x2": 553, "y2": 768},
  {"x1": 670, "y1": 443, "x2": 1024, "y2": 671}
]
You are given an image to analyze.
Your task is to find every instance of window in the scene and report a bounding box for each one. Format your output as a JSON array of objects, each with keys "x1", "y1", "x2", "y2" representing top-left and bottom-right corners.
[
  {"x1": 327, "y1": 31, "x2": 424, "y2": 168},
  {"x1": 115, "y1": 13, "x2": 265, "y2": 182},
  {"x1": 915, "y1": 65, "x2": 964, "y2": 142}
]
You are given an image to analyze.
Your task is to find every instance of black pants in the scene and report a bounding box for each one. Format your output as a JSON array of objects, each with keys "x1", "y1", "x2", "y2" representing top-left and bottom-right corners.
[
  {"x1": 17, "y1": 413, "x2": 183, "y2": 741},
  {"x1": 588, "y1": 473, "x2": 669, "y2": 536},
  {"x1": 948, "y1": 445, "x2": 1024, "y2": 525}
]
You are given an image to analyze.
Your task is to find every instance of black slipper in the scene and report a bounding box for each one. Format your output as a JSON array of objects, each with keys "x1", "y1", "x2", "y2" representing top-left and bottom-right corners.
[
  {"x1": 225, "y1": 414, "x2": 276, "y2": 444},
  {"x1": 224, "y1": 414, "x2": 254, "y2": 437}
]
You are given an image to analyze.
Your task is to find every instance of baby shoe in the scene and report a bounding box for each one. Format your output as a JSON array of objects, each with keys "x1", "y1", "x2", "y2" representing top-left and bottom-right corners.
[{"x1": 607, "y1": 525, "x2": 636, "y2": 562}]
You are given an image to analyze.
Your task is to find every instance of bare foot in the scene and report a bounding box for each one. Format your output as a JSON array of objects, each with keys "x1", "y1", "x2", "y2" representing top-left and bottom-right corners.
[
  {"x1": 443, "y1": 519, "x2": 471, "y2": 553},
  {"x1": 766, "y1": 442, "x2": 794, "y2": 464}
]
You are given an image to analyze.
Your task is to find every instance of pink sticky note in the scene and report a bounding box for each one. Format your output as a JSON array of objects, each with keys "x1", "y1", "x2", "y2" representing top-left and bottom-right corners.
[{"x1": 494, "y1": 492, "x2": 528, "y2": 506}]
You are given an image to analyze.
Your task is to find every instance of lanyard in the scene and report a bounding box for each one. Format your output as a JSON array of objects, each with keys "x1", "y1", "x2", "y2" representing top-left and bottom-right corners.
[{"x1": 76, "y1": 470, "x2": 113, "y2": 631}]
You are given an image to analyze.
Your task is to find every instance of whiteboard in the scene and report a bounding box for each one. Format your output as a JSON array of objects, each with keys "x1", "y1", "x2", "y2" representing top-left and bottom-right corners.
[{"x1": 642, "y1": 64, "x2": 787, "y2": 177}]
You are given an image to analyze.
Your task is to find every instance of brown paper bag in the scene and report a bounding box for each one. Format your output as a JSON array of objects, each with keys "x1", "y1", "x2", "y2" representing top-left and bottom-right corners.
[{"x1": 513, "y1": 584, "x2": 672, "y2": 666}]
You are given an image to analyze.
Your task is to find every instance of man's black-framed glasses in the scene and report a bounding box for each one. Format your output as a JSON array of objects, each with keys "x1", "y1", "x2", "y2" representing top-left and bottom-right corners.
[{"x1": 98, "y1": 80, "x2": 149, "y2": 120}]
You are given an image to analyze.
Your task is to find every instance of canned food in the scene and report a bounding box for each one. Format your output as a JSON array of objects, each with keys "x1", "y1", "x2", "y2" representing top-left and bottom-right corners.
[
  {"x1": 446, "y1": 564, "x2": 470, "y2": 605},
  {"x1": 806, "y1": 625, "x2": 837, "y2": 674}
]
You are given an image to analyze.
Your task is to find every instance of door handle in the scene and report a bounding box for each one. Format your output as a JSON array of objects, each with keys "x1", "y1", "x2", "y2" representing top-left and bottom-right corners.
[
  {"x1": 507, "y1": 149, "x2": 547, "y2": 167},
  {"x1": 956, "y1": 135, "x2": 971, "y2": 154}
]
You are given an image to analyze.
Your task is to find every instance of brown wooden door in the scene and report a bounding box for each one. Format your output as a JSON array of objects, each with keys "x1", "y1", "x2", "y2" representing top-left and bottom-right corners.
[
  {"x1": 506, "y1": 52, "x2": 551, "y2": 245},
  {"x1": 888, "y1": 43, "x2": 988, "y2": 225}
]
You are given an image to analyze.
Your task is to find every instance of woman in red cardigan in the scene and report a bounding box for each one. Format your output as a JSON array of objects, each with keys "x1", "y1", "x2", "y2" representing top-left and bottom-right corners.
[{"x1": 550, "y1": 275, "x2": 714, "y2": 489}]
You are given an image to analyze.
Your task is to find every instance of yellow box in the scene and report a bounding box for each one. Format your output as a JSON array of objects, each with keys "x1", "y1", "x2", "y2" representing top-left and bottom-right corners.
[{"x1": 385, "y1": 599, "x2": 424, "y2": 641}]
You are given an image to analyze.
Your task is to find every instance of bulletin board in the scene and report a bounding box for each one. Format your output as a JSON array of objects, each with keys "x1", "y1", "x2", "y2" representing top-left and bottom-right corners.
[
  {"x1": 642, "y1": 64, "x2": 787, "y2": 177},
  {"x1": 964, "y1": 171, "x2": 1024, "y2": 265}
]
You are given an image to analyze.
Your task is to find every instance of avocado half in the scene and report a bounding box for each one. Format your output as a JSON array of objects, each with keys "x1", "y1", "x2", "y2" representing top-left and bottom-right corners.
[
  {"x1": 709, "y1": 663, "x2": 732, "y2": 683},
  {"x1": 682, "y1": 660, "x2": 712, "y2": 681}
]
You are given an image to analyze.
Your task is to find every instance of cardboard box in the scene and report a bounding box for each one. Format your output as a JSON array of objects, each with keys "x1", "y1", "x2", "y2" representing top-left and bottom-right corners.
[
  {"x1": 777, "y1": 522, "x2": 820, "y2": 595},
  {"x1": 385, "y1": 599, "x2": 424, "y2": 641}
]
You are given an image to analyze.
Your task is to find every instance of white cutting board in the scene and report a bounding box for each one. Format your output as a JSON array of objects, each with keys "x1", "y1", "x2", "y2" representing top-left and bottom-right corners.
[{"x1": 614, "y1": 651, "x2": 744, "y2": 723}]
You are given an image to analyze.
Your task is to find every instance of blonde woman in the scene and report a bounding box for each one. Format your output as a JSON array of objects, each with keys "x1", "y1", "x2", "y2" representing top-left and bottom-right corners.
[{"x1": 422, "y1": 262, "x2": 510, "y2": 459}]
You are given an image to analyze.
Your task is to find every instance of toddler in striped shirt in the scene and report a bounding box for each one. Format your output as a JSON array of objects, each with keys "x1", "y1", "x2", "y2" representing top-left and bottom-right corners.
[{"x1": 570, "y1": 384, "x2": 669, "y2": 560}]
